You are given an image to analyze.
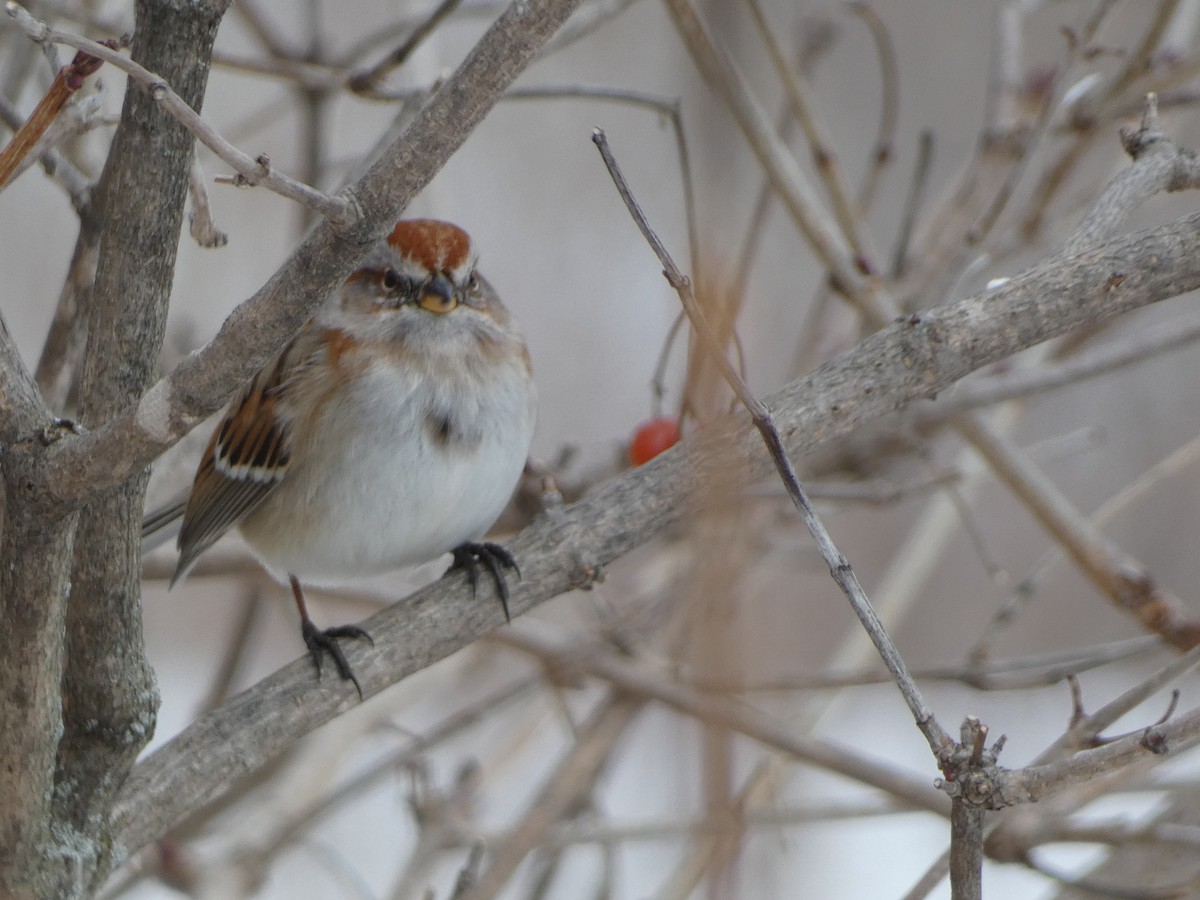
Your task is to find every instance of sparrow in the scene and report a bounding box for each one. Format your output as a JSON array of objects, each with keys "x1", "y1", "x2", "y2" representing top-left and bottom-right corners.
[{"x1": 143, "y1": 219, "x2": 537, "y2": 696}]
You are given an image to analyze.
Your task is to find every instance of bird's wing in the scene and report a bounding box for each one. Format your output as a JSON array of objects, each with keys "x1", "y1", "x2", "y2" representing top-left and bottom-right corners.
[{"x1": 171, "y1": 329, "x2": 322, "y2": 583}]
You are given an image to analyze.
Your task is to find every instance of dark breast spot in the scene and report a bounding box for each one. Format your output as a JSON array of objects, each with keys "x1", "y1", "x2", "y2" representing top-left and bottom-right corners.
[
  {"x1": 424, "y1": 408, "x2": 483, "y2": 453},
  {"x1": 424, "y1": 392, "x2": 487, "y2": 452},
  {"x1": 427, "y1": 410, "x2": 455, "y2": 447}
]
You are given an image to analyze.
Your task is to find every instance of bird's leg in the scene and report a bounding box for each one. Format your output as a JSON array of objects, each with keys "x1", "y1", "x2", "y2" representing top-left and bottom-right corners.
[
  {"x1": 290, "y1": 575, "x2": 373, "y2": 699},
  {"x1": 446, "y1": 542, "x2": 520, "y2": 622}
]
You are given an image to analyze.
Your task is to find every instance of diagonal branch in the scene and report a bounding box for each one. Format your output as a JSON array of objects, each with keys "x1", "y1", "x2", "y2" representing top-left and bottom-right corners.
[
  {"x1": 460, "y1": 693, "x2": 641, "y2": 899},
  {"x1": 0, "y1": 44, "x2": 107, "y2": 190},
  {"x1": 591, "y1": 128, "x2": 953, "y2": 761},
  {"x1": 111, "y1": 206, "x2": 1200, "y2": 865},
  {"x1": 31, "y1": 0, "x2": 587, "y2": 517},
  {"x1": 6, "y1": 3, "x2": 348, "y2": 220}
]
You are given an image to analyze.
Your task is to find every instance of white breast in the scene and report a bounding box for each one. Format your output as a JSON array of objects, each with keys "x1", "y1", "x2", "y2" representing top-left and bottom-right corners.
[{"x1": 239, "y1": 354, "x2": 536, "y2": 584}]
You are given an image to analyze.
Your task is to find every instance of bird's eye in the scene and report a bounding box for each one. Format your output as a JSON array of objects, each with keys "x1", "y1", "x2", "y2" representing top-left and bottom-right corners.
[
  {"x1": 381, "y1": 269, "x2": 401, "y2": 291},
  {"x1": 467, "y1": 271, "x2": 480, "y2": 293}
]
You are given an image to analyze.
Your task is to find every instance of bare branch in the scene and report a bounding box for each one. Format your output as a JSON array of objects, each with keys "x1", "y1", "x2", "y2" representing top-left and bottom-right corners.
[
  {"x1": 957, "y1": 416, "x2": 1200, "y2": 650},
  {"x1": 1066, "y1": 93, "x2": 1200, "y2": 254},
  {"x1": 6, "y1": 2, "x2": 350, "y2": 220},
  {"x1": 347, "y1": 0, "x2": 466, "y2": 94},
  {"x1": 848, "y1": 1, "x2": 899, "y2": 212},
  {"x1": 995, "y1": 706, "x2": 1200, "y2": 806},
  {"x1": 32, "y1": 0, "x2": 587, "y2": 515},
  {"x1": 460, "y1": 694, "x2": 640, "y2": 900},
  {"x1": 490, "y1": 628, "x2": 947, "y2": 814},
  {"x1": 592, "y1": 127, "x2": 954, "y2": 761},
  {"x1": 922, "y1": 311, "x2": 1200, "y2": 419},
  {"x1": 0, "y1": 90, "x2": 93, "y2": 211},
  {"x1": 948, "y1": 718, "x2": 989, "y2": 900},
  {"x1": 186, "y1": 160, "x2": 228, "y2": 248},
  {"x1": 0, "y1": 43, "x2": 106, "y2": 189},
  {"x1": 660, "y1": 0, "x2": 890, "y2": 322},
  {"x1": 109, "y1": 205, "x2": 1200, "y2": 864},
  {"x1": 744, "y1": 0, "x2": 879, "y2": 268}
]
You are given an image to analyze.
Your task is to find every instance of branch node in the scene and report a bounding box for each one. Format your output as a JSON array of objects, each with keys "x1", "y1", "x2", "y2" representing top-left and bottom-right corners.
[
  {"x1": 6, "y1": 2, "x2": 49, "y2": 42},
  {"x1": 935, "y1": 717, "x2": 1019, "y2": 810},
  {"x1": 965, "y1": 718, "x2": 988, "y2": 766},
  {"x1": 1120, "y1": 93, "x2": 1166, "y2": 158},
  {"x1": 1141, "y1": 727, "x2": 1168, "y2": 755},
  {"x1": 38, "y1": 417, "x2": 82, "y2": 446}
]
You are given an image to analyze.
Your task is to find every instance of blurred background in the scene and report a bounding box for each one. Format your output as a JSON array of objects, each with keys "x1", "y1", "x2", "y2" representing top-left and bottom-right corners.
[{"x1": 6, "y1": 0, "x2": 1200, "y2": 897}]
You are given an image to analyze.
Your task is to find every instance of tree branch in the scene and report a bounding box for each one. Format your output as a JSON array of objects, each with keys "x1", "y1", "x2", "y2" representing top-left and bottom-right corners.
[
  {"x1": 0, "y1": 308, "x2": 44, "y2": 431},
  {"x1": 110, "y1": 206, "x2": 1200, "y2": 864},
  {"x1": 1, "y1": 0, "x2": 586, "y2": 893},
  {"x1": 6, "y1": 3, "x2": 348, "y2": 221},
  {"x1": 35, "y1": 2, "x2": 230, "y2": 897},
  {"x1": 32, "y1": 0, "x2": 587, "y2": 515},
  {"x1": 460, "y1": 693, "x2": 641, "y2": 900},
  {"x1": 591, "y1": 128, "x2": 952, "y2": 759}
]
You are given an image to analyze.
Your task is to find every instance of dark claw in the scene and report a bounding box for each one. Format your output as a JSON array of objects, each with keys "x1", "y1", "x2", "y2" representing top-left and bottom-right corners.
[
  {"x1": 448, "y1": 541, "x2": 521, "y2": 622},
  {"x1": 300, "y1": 619, "x2": 374, "y2": 699}
]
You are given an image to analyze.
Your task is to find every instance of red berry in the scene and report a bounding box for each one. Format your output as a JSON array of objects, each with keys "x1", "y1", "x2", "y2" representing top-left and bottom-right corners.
[{"x1": 629, "y1": 416, "x2": 680, "y2": 466}]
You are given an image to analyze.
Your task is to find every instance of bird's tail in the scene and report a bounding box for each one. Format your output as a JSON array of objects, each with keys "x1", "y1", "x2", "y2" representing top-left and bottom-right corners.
[{"x1": 141, "y1": 498, "x2": 187, "y2": 555}]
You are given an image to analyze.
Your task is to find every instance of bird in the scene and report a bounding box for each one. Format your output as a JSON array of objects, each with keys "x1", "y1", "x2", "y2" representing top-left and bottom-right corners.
[{"x1": 143, "y1": 219, "x2": 537, "y2": 696}]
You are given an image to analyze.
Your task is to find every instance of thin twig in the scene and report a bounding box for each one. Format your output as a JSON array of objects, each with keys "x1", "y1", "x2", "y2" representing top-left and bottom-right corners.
[
  {"x1": 347, "y1": 0, "x2": 466, "y2": 93},
  {"x1": 6, "y1": 2, "x2": 350, "y2": 221},
  {"x1": 503, "y1": 798, "x2": 912, "y2": 850},
  {"x1": 984, "y1": 704, "x2": 1200, "y2": 807},
  {"x1": 1018, "y1": 1, "x2": 1150, "y2": 240},
  {"x1": 186, "y1": 161, "x2": 228, "y2": 248},
  {"x1": 959, "y1": 416, "x2": 1200, "y2": 650},
  {"x1": 925, "y1": 311, "x2": 1200, "y2": 420},
  {"x1": 592, "y1": 127, "x2": 954, "y2": 764},
  {"x1": 491, "y1": 627, "x2": 948, "y2": 815},
  {"x1": 744, "y1": 0, "x2": 877, "y2": 266},
  {"x1": 689, "y1": 636, "x2": 1162, "y2": 694},
  {"x1": 973, "y1": 431, "x2": 1200, "y2": 657},
  {"x1": 196, "y1": 587, "x2": 264, "y2": 712},
  {"x1": 661, "y1": 0, "x2": 888, "y2": 322},
  {"x1": 233, "y1": 0, "x2": 296, "y2": 59},
  {"x1": 539, "y1": 0, "x2": 644, "y2": 56},
  {"x1": 890, "y1": 130, "x2": 934, "y2": 280},
  {"x1": 848, "y1": 2, "x2": 898, "y2": 212},
  {"x1": 210, "y1": 50, "x2": 341, "y2": 90},
  {"x1": 459, "y1": 694, "x2": 641, "y2": 900},
  {"x1": 0, "y1": 43, "x2": 106, "y2": 189},
  {"x1": 0, "y1": 89, "x2": 96, "y2": 211},
  {"x1": 649, "y1": 310, "x2": 686, "y2": 416},
  {"x1": 502, "y1": 84, "x2": 700, "y2": 280},
  {"x1": 106, "y1": 198, "x2": 1200, "y2": 865},
  {"x1": 33, "y1": 223, "x2": 99, "y2": 410}
]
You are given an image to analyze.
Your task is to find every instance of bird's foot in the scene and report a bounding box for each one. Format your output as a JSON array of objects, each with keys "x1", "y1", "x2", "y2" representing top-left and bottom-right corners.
[
  {"x1": 447, "y1": 541, "x2": 520, "y2": 622},
  {"x1": 300, "y1": 619, "x2": 374, "y2": 699}
]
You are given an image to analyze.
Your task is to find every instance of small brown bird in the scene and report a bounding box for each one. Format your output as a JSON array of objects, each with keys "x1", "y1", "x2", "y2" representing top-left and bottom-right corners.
[{"x1": 144, "y1": 220, "x2": 537, "y2": 695}]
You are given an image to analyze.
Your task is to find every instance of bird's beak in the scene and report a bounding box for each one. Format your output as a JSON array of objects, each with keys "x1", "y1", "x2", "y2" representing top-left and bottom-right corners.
[
  {"x1": 424, "y1": 274, "x2": 455, "y2": 304},
  {"x1": 416, "y1": 273, "x2": 460, "y2": 314}
]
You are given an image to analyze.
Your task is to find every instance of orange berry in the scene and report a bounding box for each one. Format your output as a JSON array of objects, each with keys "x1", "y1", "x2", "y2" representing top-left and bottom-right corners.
[{"x1": 629, "y1": 416, "x2": 680, "y2": 466}]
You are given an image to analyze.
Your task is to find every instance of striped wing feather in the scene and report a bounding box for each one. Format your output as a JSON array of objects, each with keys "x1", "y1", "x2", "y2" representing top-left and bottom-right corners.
[{"x1": 172, "y1": 346, "x2": 303, "y2": 584}]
